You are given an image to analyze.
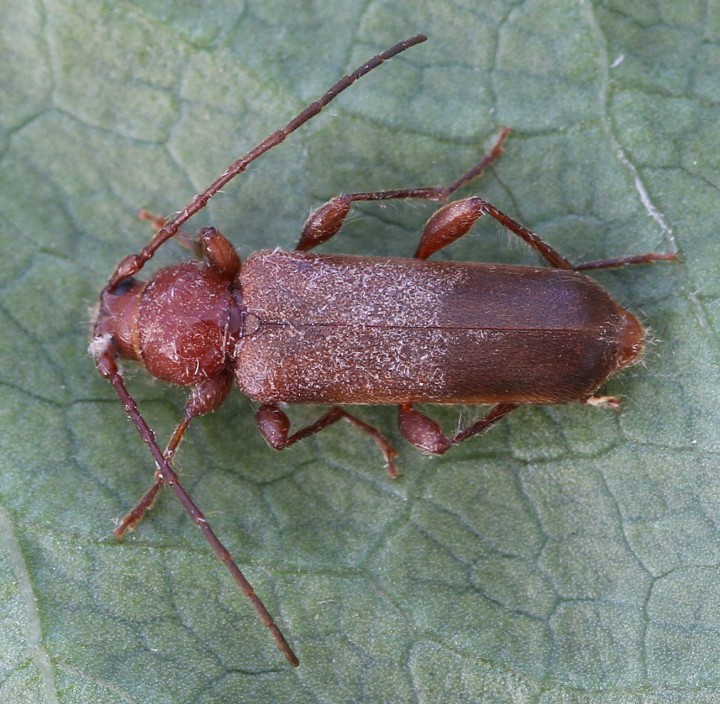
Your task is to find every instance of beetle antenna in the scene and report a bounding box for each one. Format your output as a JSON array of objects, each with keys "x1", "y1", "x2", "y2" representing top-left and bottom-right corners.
[
  {"x1": 107, "y1": 34, "x2": 428, "y2": 290},
  {"x1": 92, "y1": 341, "x2": 300, "y2": 667}
]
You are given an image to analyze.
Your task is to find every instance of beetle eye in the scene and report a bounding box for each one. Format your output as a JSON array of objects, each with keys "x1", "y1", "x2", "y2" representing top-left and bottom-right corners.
[{"x1": 113, "y1": 277, "x2": 137, "y2": 295}]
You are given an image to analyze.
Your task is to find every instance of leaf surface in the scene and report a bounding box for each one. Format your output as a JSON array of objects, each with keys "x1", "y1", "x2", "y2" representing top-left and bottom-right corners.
[{"x1": 1, "y1": 0, "x2": 718, "y2": 702}]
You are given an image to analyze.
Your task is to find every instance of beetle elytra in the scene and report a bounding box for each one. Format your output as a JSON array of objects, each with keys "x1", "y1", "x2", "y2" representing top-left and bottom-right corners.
[{"x1": 90, "y1": 34, "x2": 676, "y2": 667}]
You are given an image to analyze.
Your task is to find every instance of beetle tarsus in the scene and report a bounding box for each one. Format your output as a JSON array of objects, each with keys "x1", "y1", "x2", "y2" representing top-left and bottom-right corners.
[
  {"x1": 574, "y1": 251, "x2": 678, "y2": 271},
  {"x1": 586, "y1": 395, "x2": 623, "y2": 411},
  {"x1": 113, "y1": 475, "x2": 162, "y2": 537}
]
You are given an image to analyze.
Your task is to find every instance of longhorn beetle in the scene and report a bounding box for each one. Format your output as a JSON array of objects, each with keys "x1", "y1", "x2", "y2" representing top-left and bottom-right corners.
[{"x1": 90, "y1": 34, "x2": 676, "y2": 667}]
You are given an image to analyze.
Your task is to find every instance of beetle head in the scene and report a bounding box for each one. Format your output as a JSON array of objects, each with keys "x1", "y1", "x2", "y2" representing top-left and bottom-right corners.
[{"x1": 93, "y1": 277, "x2": 144, "y2": 362}]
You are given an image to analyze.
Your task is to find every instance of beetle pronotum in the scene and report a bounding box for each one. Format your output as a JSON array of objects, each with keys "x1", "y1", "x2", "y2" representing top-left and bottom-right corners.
[{"x1": 90, "y1": 34, "x2": 676, "y2": 667}]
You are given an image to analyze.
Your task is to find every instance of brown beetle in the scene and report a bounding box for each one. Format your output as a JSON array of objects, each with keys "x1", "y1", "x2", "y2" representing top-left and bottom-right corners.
[{"x1": 90, "y1": 35, "x2": 676, "y2": 667}]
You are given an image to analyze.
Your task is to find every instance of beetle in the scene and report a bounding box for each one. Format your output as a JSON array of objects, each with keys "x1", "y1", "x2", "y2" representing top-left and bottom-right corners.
[{"x1": 90, "y1": 34, "x2": 676, "y2": 667}]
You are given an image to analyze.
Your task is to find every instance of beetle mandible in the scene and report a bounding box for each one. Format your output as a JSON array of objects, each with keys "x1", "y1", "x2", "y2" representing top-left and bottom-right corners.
[{"x1": 90, "y1": 34, "x2": 676, "y2": 667}]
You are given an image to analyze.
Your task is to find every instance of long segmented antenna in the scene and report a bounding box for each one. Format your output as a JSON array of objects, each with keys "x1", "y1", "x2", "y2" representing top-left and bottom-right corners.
[
  {"x1": 107, "y1": 34, "x2": 428, "y2": 290},
  {"x1": 95, "y1": 35, "x2": 429, "y2": 667},
  {"x1": 94, "y1": 345, "x2": 299, "y2": 667}
]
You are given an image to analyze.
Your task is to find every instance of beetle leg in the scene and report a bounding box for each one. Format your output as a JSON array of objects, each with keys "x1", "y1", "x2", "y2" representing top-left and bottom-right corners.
[
  {"x1": 114, "y1": 370, "x2": 234, "y2": 537},
  {"x1": 586, "y1": 395, "x2": 623, "y2": 411},
  {"x1": 138, "y1": 217, "x2": 245, "y2": 281},
  {"x1": 113, "y1": 450, "x2": 171, "y2": 537},
  {"x1": 296, "y1": 128, "x2": 511, "y2": 252},
  {"x1": 138, "y1": 208, "x2": 199, "y2": 253},
  {"x1": 398, "y1": 402, "x2": 520, "y2": 454},
  {"x1": 416, "y1": 197, "x2": 575, "y2": 267},
  {"x1": 196, "y1": 227, "x2": 241, "y2": 279},
  {"x1": 257, "y1": 404, "x2": 400, "y2": 477},
  {"x1": 416, "y1": 200, "x2": 677, "y2": 268},
  {"x1": 138, "y1": 214, "x2": 242, "y2": 277},
  {"x1": 137, "y1": 208, "x2": 167, "y2": 232},
  {"x1": 138, "y1": 214, "x2": 248, "y2": 276},
  {"x1": 574, "y1": 252, "x2": 678, "y2": 271},
  {"x1": 137, "y1": 217, "x2": 243, "y2": 277}
]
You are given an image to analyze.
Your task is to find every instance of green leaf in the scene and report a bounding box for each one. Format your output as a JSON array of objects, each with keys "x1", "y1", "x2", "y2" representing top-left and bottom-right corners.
[{"x1": 1, "y1": 0, "x2": 718, "y2": 701}]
